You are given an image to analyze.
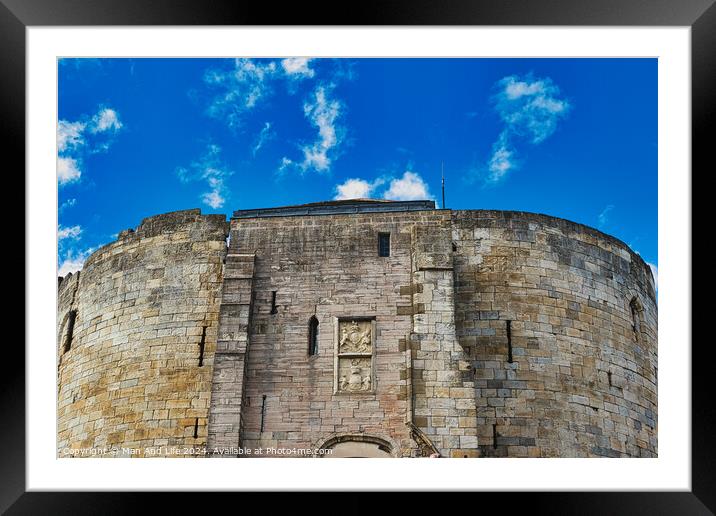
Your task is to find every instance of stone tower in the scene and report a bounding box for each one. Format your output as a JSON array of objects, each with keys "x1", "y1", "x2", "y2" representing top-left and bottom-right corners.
[{"x1": 58, "y1": 200, "x2": 657, "y2": 458}]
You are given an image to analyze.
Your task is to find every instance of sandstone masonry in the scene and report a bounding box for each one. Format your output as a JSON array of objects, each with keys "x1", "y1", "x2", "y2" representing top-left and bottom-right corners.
[{"x1": 57, "y1": 200, "x2": 657, "y2": 458}]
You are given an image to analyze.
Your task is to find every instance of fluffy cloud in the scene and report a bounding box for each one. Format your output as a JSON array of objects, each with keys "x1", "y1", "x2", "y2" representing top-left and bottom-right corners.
[
  {"x1": 494, "y1": 74, "x2": 570, "y2": 144},
  {"x1": 486, "y1": 132, "x2": 517, "y2": 184},
  {"x1": 176, "y1": 144, "x2": 233, "y2": 209},
  {"x1": 291, "y1": 85, "x2": 344, "y2": 173},
  {"x1": 204, "y1": 59, "x2": 279, "y2": 129},
  {"x1": 334, "y1": 178, "x2": 385, "y2": 200},
  {"x1": 57, "y1": 106, "x2": 123, "y2": 185},
  {"x1": 483, "y1": 74, "x2": 570, "y2": 184},
  {"x1": 57, "y1": 156, "x2": 82, "y2": 185},
  {"x1": 57, "y1": 120, "x2": 86, "y2": 153},
  {"x1": 202, "y1": 59, "x2": 350, "y2": 174},
  {"x1": 281, "y1": 58, "x2": 315, "y2": 79},
  {"x1": 58, "y1": 225, "x2": 82, "y2": 241},
  {"x1": 201, "y1": 190, "x2": 225, "y2": 209},
  {"x1": 597, "y1": 204, "x2": 615, "y2": 228},
  {"x1": 383, "y1": 171, "x2": 433, "y2": 201},
  {"x1": 89, "y1": 107, "x2": 123, "y2": 133},
  {"x1": 201, "y1": 59, "x2": 351, "y2": 174},
  {"x1": 334, "y1": 171, "x2": 432, "y2": 202},
  {"x1": 204, "y1": 58, "x2": 323, "y2": 129},
  {"x1": 58, "y1": 247, "x2": 96, "y2": 276}
]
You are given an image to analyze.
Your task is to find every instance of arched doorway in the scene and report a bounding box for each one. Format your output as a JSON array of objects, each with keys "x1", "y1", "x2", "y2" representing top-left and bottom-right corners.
[
  {"x1": 327, "y1": 441, "x2": 392, "y2": 458},
  {"x1": 316, "y1": 433, "x2": 396, "y2": 458}
]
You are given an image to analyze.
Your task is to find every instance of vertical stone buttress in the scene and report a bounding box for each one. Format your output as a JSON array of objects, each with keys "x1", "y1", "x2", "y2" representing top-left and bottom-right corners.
[
  {"x1": 410, "y1": 216, "x2": 479, "y2": 457},
  {"x1": 207, "y1": 244, "x2": 256, "y2": 455}
]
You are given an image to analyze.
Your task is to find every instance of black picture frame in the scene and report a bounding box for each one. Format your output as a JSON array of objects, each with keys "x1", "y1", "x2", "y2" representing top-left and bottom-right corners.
[{"x1": 5, "y1": 0, "x2": 708, "y2": 512}]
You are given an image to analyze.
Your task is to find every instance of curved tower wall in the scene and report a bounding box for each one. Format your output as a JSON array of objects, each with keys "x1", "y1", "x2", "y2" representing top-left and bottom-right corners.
[
  {"x1": 452, "y1": 210, "x2": 657, "y2": 457},
  {"x1": 56, "y1": 204, "x2": 657, "y2": 458},
  {"x1": 57, "y1": 209, "x2": 228, "y2": 457}
]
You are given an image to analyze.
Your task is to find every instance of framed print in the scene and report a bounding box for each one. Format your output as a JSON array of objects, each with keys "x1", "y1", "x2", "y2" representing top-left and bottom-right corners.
[{"x1": 5, "y1": 0, "x2": 710, "y2": 512}]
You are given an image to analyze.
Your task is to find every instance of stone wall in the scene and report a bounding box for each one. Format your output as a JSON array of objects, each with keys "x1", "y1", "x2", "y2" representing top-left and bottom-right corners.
[
  {"x1": 452, "y1": 210, "x2": 657, "y2": 457},
  {"x1": 57, "y1": 209, "x2": 228, "y2": 457},
  {"x1": 409, "y1": 215, "x2": 479, "y2": 457},
  {"x1": 210, "y1": 208, "x2": 477, "y2": 457},
  {"x1": 57, "y1": 203, "x2": 657, "y2": 458}
]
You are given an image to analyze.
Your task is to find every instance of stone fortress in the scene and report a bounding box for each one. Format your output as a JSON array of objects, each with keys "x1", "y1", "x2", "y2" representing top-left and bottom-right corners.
[{"x1": 57, "y1": 199, "x2": 657, "y2": 458}]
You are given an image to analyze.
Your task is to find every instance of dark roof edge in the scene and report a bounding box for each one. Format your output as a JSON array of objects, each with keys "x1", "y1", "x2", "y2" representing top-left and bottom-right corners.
[{"x1": 232, "y1": 199, "x2": 436, "y2": 219}]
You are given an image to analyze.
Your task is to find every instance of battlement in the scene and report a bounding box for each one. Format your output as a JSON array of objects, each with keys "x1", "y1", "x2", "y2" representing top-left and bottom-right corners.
[
  {"x1": 76, "y1": 209, "x2": 228, "y2": 273},
  {"x1": 118, "y1": 208, "x2": 228, "y2": 239},
  {"x1": 57, "y1": 270, "x2": 80, "y2": 302}
]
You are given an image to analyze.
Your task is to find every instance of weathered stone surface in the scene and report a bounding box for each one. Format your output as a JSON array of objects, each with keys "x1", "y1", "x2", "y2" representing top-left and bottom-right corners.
[
  {"x1": 452, "y1": 210, "x2": 657, "y2": 457},
  {"x1": 57, "y1": 201, "x2": 657, "y2": 458},
  {"x1": 57, "y1": 209, "x2": 228, "y2": 457}
]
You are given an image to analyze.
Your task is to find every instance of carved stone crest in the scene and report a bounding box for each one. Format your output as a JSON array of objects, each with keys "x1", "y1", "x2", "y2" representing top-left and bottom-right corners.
[
  {"x1": 339, "y1": 320, "x2": 372, "y2": 353},
  {"x1": 338, "y1": 358, "x2": 372, "y2": 392},
  {"x1": 335, "y1": 319, "x2": 375, "y2": 393}
]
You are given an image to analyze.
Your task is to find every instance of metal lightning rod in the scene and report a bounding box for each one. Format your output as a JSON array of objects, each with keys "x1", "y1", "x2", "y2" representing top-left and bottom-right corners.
[{"x1": 441, "y1": 161, "x2": 446, "y2": 210}]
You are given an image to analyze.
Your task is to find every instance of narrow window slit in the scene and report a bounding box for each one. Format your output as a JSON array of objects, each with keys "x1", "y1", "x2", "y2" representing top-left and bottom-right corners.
[
  {"x1": 198, "y1": 325, "x2": 206, "y2": 367},
  {"x1": 308, "y1": 316, "x2": 319, "y2": 356},
  {"x1": 506, "y1": 320, "x2": 513, "y2": 363},
  {"x1": 493, "y1": 423, "x2": 498, "y2": 449},
  {"x1": 270, "y1": 291, "x2": 278, "y2": 314},
  {"x1": 260, "y1": 394, "x2": 267, "y2": 432},
  {"x1": 193, "y1": 418, "x2": 199, "y2": 439},
  {"x1": 63, "y1": 309, "x2": 77, "y2": 354},
  {"x1": 607, "y1": 371, "x2": 612, "y2": 387}
]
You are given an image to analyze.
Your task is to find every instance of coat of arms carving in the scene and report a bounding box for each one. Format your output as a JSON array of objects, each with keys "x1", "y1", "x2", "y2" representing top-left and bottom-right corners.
[
  {"x1": 336, "y1": 319, "x2": 374, "y2": 393},
  {"x1": 339, "y1": 320, "x2": 372, "y2": 353}
]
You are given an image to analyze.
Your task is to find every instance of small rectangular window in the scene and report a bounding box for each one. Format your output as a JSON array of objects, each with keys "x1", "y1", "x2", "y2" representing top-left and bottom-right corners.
[{"x1": 378, "y1": 233, "x2": 390, "y2": 257}]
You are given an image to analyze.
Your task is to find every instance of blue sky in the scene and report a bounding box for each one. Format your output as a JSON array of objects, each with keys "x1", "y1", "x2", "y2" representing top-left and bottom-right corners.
[{"x1": 57, "y1": 58, "x2": 657, "y2": 281}]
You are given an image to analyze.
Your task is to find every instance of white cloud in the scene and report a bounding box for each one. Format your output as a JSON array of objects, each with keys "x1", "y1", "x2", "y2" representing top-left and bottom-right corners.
[
  {"x1": 252, "y1": 122, "x2": 275, "y2": 156},
  {"x1": 59, "y1": 198, "x2": 77, "y2": 213},
  {"x1": 58, "y1": 247, "x2": 96, "y2": 276},
  {"x1": 597, "y1": 204, "x2": 615, "y2": 228},
  {"x1": 486, "y1": 132, "x2": 517, "y2": 184},
  {"x1": 57, "y1": 120, "x2": 86, "y2": 153},
  {"x1": 647, "y1": 262, "x2": 658, "y2": 291},
  {"x1": 333, "y1": 171, "x2": 432, "y2": 202},
  {"x1": 290, "y1": 85, "x2": 344, "y2": 173},
  {"x1": 205, "y1": 59, "x2": 279, "y2": 128},
  {"x1": 89, "y1": 107, "x2": 123, "y2": 133},
  {"x1": 334, "y1": 178, "x2": 385, "y2": 200},
  {"x1": 57, "y1": 106, "x2": 123, "y2": 185},
  {"x1": 201, "y1": 190, "x2": 225, "y2": 209},
  {"x1": 494, "y1": 74, "x2": 570, "y2": 144},
  {"x1": 57, "y1": 156, "x2": 82, "y2": 184},
  {"x1": 281, "y1": 58, "x2": 315, "y2": 79},
  {"x1": 176, "y1": 144, "x2": 233, "y2": 210},
  {"x1": 503, "y1": 79, "x2": 546, "y2": 100},
  {"x1": 276, "y1": 157, "x2": 294, "y2": 175},
  {"x1": 383, "y1": 171, "x2": 433, "y2": 201},
  {"x1": 482, "y1": 74, "x2": 570, "y2": 185},
  {"x1": 58, "y1": 225, "x2": 82, "y2": 241}
]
